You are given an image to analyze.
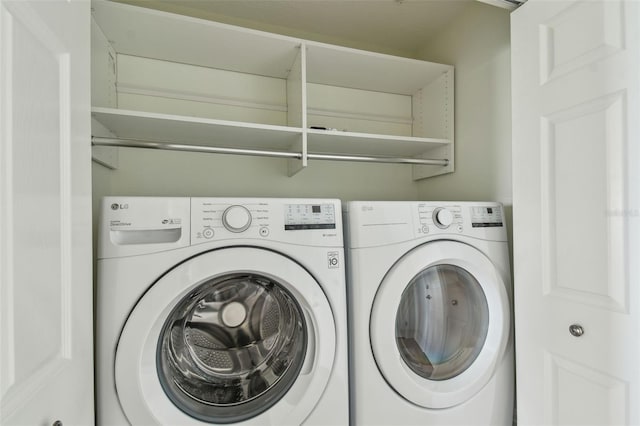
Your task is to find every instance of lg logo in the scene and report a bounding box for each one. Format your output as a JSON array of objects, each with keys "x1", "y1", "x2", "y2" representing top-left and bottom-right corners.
[{"x1": 111, "y1": 203, "x2": 129, "y2": 210}]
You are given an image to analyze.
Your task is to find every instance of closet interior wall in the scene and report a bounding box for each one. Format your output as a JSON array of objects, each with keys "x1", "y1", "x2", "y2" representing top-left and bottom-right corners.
[{"x1": 417, "y1": 2, "x2": 513, "y2": 251}]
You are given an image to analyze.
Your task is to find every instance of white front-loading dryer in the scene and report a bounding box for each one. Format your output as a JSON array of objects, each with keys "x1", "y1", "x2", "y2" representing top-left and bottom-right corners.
[
  {"x1": 346, "y1": 201, "x2": 514, "y2": 425},
  {"x1": 96, "y1": 197, "x2": 348, "y2": 426}
]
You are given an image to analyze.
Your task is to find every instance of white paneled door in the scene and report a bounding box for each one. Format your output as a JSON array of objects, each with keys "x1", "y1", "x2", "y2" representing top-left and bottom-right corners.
[
  {"x1": 0, "y1": 0, "x2": 93, "y2": 425},
  {"x1": 512, "y1": 0, "x2": 640, "y2": 425}
]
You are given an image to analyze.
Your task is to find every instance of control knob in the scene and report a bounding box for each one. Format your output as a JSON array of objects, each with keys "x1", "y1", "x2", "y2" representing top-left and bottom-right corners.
[
  {"x1": 222, "y1": 205, "x2": 252, "y2": 233},
  {"x1": 433, "y1": 207, "x2": 454, "y2": 229}
]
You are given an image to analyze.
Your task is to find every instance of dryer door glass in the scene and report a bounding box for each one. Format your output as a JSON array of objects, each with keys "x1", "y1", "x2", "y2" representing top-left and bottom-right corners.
[
  {"x1": 395, "y1": 264, "x2": 489, "y2": 380},
  {"x1": 156, "y1": 273, "x2": 307, "y2": 423}
]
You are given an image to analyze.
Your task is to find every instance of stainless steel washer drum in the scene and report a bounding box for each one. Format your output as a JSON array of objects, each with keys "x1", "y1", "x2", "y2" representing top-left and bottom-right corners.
[{"x1": 156, "y1": 273, "x2": 307, "y2": 423}]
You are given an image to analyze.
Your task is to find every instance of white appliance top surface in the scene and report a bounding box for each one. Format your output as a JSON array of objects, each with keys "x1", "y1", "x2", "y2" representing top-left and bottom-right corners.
[{"x1": 347, "y1": 201, "x2": 507, "y2": 248}]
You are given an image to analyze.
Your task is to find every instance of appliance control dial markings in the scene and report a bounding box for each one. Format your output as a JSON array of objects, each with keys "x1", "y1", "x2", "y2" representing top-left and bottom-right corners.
[
  {"x1": 193, "y1": 202, "x2": 271, "y2": 240},
  {"x1": 222, "y1": 205, "x2": 252, "y2": 233},
  {"x1": 417, "y1": 204, "x2": 431, "y2": 234},
  {"x1": 416, "y1": 205, "x2": 463, "y2": 234},
  {"x1": 433, "y1": 207, "x2": 454, "y2": 229}
]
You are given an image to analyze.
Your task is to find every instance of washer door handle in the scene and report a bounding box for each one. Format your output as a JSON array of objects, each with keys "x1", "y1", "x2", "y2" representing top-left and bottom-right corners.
[{"x1": 299, "y1": 306, "x2": 317, "y2": 375}]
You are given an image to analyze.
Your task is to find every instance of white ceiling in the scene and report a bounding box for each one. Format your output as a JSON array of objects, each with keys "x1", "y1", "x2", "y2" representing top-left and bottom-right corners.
[{"x1": 114, "y1": 0, "x2": 476, "y2": 58}]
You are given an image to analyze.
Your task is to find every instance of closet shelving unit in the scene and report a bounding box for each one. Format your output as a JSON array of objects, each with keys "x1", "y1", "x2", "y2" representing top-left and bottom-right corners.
[{"x1": 90, "y1": 0, "x2": 454, "y2": 180}]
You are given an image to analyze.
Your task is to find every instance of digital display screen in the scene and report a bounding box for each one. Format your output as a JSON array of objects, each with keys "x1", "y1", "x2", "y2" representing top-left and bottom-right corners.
[
  {"x1": 471, "y1": 206, "x2": 503, "y2": 228},
  {"x1": 284, "y1": 204, "x2": 336, "y2": 230}
]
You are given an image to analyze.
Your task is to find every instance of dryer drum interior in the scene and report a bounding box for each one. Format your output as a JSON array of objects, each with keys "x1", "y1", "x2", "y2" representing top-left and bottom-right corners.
[
  {"x1": 156, "y1": 273, "x2": 308, "y2": 423},
  {"x1": 395, "y1": 264, "x2": 489, "y2": 381}
]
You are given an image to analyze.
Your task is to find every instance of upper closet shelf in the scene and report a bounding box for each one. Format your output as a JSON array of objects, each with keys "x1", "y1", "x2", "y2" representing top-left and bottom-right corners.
[
  {"x1": 90, "y1": 0, "x2": 302, "y2": 78},
  {"x1": 305, "y1": 42, "x2": 450, "y2": 95},
  {"x1": 91, "y1": 1, "x2": 449, "y2": 92}
]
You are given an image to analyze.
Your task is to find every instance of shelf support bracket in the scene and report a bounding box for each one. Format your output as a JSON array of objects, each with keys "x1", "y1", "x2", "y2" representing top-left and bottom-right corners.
[{"x1": 287, "y1": 134, "x2": 307, "y2": 177}]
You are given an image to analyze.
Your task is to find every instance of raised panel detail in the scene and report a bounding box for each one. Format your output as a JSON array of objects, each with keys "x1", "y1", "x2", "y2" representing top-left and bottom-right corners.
[
  {"x1": 545, "y1": 352, "x2": 628, "y2": 425},
  {"x1": 540, "y1": 92, "x2": 628, "y2": 312},
  {"x1": 1, "y1": 2, "x2": 73, "y2": 408},
  {"x1": 539, "y1": 0, "x2": 624, "y2": 84}
]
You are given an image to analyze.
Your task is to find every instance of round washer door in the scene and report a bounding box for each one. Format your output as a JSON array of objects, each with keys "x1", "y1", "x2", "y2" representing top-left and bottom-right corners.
[
  {"x1": 370, "y1": 240, "x2": 510, "y2": 409},
  {"x1": 115, "y1": 247, "x2": 336, "y2": 425}
]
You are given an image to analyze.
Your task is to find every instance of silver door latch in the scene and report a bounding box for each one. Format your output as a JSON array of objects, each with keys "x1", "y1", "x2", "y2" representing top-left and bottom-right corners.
[{"x1": 569, "y1": 324, "x2": 584, "y2": 337}]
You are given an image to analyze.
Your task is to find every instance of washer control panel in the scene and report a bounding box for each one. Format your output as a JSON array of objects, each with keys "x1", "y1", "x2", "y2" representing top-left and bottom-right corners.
[
  {"x1": 192, "y1": 200, "x2": 269, "y2": 241},
  {"x1": 191, "y1": 198, "x2": 342, "y2": 246}
]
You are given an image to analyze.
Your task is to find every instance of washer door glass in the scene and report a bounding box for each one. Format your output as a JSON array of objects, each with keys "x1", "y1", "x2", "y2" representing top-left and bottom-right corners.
[
  {"x1": 157, "y1": 273, "x2": 307, "y2": 423},
  {"x1": 115, "y1": 247, "x2": 337, "y2": 426},
  {"x1": 395, "y1": 264, "x2": 489, "y2": 381}
]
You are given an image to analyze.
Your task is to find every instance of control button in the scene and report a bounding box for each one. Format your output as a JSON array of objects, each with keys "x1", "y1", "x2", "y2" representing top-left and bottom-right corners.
[
  {"x1": 203, "y1": 228, "x2": 214, "y2": 239},
  {"x1": 328, "y1": 251, "x2": 340, "y2": 269},
  {"x1": 222, "y1": 205, "x2": 252, "y2": 233},
  {"x1": 421, "y1": 225, "x2": 429, "y2": 234},
  {"x1": 259, "y1": 227, "x2": 269, "y2": 237},
  {"x1": 457, "y1": 225, "x2": 464, "y2": 233},
  {"x1": 433, "y1": 208, "x2": 454, "y2": 229}
]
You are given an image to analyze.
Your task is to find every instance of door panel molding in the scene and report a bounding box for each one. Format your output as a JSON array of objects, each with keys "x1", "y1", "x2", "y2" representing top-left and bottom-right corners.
[
  {"x1": 0, "y1": 0, "x2": 93, "y2": 424},
  {"x1": 539, "y1": 0, "x2": 625, "y2": 84},
  {"x1": 544, "y1": 351, "x2": 629, "y2": 425},
  {"x1": 540, "y1": 91, "x2": 628, "y2": 313}
]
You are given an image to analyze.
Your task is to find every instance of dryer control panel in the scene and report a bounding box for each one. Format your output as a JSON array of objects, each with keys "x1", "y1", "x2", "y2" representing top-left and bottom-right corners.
[
  {"x1": 347, "y1": 201, "x2": 507, "y2": 248},
  {"x1": 415, "y1": 203, "x2": 505, "y2": 239},
  {"x1": 470, "y1": 206, "x2": 504, "y2": 228},
  {"x1": 417, "y1": 205, "x2": 464, "y2": 234}
]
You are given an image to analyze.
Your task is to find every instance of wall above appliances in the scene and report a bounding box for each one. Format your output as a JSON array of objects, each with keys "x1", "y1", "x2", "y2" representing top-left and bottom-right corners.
[
  {"x1": 111, "y1": 0, "x2": 473, "y2": 57},
  {"x1": 90, "y1": 0, "x2": 454, "y2": 181}
]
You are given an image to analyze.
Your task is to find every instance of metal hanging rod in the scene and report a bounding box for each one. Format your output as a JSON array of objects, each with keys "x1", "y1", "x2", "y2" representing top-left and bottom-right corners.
[
  {"x1": 91, "y1": 136, "x2": 449, "y2": 167},
  {"x1": 307, "y1": 153, "x2": 446, "y2": 165}
]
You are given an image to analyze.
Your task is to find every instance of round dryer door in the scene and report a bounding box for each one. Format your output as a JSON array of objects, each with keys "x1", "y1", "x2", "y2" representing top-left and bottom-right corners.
[
  {"x1": 115, "y1": 247, "x2": 336, "y2": 425},
  {"x1": 370, "y1": 240, "x2": 510, "y2": 409}
]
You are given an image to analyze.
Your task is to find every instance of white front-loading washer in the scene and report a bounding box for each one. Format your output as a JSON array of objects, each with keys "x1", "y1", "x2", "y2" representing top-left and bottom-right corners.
[
  {"x1": 346, "y1": 201, "x2": 514, "y2": 425},
  {"x1": 96, "y1": 197, "x2": 349, "y2": 425}
]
